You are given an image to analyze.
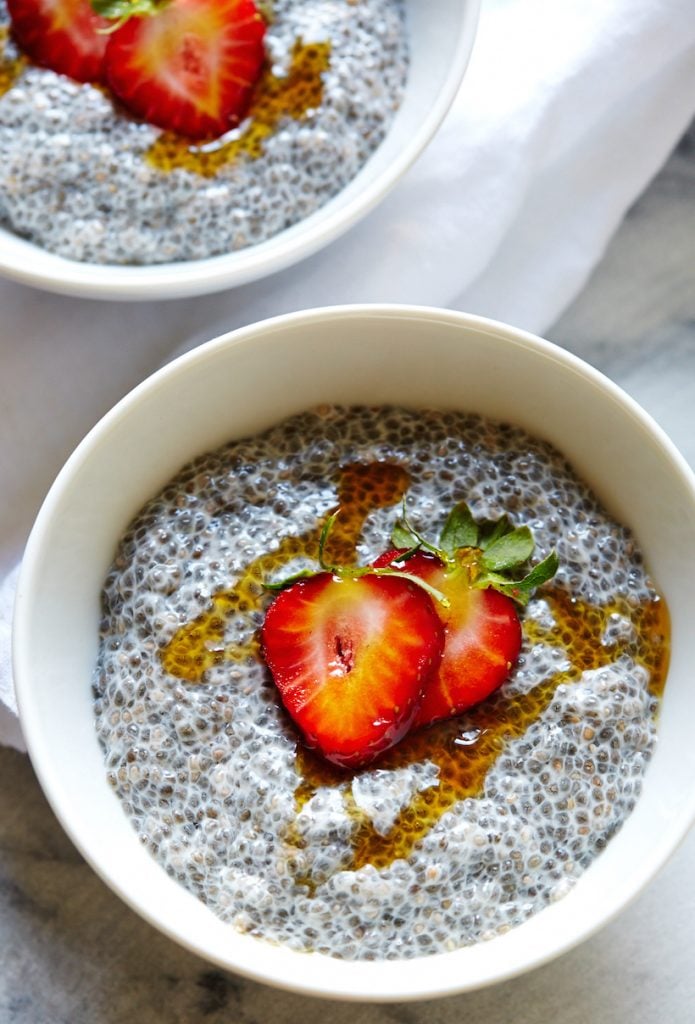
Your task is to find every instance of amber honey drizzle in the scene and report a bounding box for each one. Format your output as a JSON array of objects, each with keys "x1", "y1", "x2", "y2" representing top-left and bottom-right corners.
[
  {"x1": 146, "y1": 39, "x2": 331, "y2": 177},
  {"x1": 160, "y1": 462, "x2": 410, "y2": 681},
  {"x1": 527, "y1": 589, "x2": 670, "y2": 697},
  {"x1": 159, "y1": 461, "x2": 671, "y2": 885},
  {"x1": 0, "y1": 27, "x2": 25, "y2": 97}
]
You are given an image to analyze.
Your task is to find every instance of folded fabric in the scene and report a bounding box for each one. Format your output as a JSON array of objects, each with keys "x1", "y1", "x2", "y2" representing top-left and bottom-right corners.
[{"x1": 1, "y1": 0, "x2": 695, "y2": 750}]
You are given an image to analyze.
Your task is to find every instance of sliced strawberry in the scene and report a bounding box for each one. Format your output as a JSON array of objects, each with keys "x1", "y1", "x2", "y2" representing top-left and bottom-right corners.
[
  {"x1": 374, "y1": 550, "x2": 522, "y2": 728},
  {"x1": 8, "y1": 0, "x2": 110, "y2": 83},
  {"x1": 103, "y1": 0, "x2": 266, "y2": 140},
  {"x1": 261, "y1": 573, "x2": 444, "y2": 769}
]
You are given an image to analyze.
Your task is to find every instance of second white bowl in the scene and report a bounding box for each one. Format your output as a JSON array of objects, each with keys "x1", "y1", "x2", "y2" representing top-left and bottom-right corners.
[{"x1": 0, "y1": 0, "x2": 480, "y2": 300}]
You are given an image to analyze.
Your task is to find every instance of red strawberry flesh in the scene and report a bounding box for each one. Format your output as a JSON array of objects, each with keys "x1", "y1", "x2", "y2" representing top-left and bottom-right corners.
[
  {"x1": 374, "y1": 549, "x2": 522, "y2": 728},
  {"x1": 8, "y1": 0, "x2": 109, "y2": 83},
  {"x1": 261, "y1": 572, "x2": 444, "y2": 768},
  {"x1": 104, "y1": 0, "x2": 266, "y2": 140}
]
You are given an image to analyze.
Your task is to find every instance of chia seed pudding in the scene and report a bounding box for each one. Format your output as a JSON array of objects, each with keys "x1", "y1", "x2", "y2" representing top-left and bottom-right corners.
[
  {"x1": 0, "y1": 0, "x2": 408, "y2": 264},
  {"x1": 93, "y1": 405, "x2": 669, "y2": 960}
]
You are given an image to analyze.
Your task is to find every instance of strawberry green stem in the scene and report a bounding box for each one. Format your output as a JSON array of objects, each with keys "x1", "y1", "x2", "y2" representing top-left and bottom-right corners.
[
  {"x1": 371, "y1": 568, "x2": 450, "y2": 608},
  {"x1": 265, "y1": 498, "x2": 558, "y2": 607},
  {"x1": 91, "y1": 0, "x2": 169, "y2": 32}
]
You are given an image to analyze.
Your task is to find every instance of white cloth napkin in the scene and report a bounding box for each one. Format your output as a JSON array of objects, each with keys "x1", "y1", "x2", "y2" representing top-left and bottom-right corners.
[{"x1": 2, "y1": 0, "x2": 695, "y2": 751}]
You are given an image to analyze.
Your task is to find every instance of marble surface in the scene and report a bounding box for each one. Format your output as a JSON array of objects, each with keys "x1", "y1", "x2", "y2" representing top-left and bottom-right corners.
[{"x1": 2, "y1": 126, "x2": 694, "y2": 1022}]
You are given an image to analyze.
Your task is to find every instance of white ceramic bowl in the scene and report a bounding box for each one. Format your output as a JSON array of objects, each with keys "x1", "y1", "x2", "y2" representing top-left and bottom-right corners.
[
  {"x1": 0, "y1": 0, "x2": 479, "y2": 301},
  {"x1": 14, "y1": 306, "x2": 695, "y2": 1000}
]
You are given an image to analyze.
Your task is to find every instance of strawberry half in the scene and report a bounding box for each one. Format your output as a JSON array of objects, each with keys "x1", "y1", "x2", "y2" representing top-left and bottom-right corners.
[
  {"x1": 261, "y1": 572, "x2": 444, "y2": 769},
  {"x1": 374, "y1": 501, "x2": 559, "y2": 728},
  {"x1": 7, "y1": 0, "x2": 110, "y2": 83},
  {"x1": 374, "y1": 550, "x2": 522, "y2": 727},
  {"x1": 103, "y1": 0, "x2": 266, "y2": 140}
]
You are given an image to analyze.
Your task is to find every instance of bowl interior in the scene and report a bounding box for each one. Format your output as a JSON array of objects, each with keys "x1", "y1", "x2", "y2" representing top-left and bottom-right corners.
[
  {"x1": 14, "y1": 307, "x2": 695, "y2": 1000},
  {"x1": 0, "y1": 0, "x2": 480, "y2": 301}
]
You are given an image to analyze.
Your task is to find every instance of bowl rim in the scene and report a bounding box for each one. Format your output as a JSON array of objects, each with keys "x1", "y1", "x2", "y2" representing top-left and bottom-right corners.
[
  {"x1": 0, "y1": 0, "x2": 481, "y2": 302},
  {"x1": 13, "y1": 304, "x2": 695, "y2": 1000}
]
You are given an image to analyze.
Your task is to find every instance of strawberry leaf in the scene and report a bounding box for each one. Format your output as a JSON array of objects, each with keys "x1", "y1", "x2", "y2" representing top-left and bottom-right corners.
[
  {"x1": 439, "y1": 502, "x2": 478, "y2": 556},
  {"x1": 477, "y1": 515, "x2": 511, "y2": 550},
  {"x1": 481, "y1": 526, "x2": 535, "y2": 572},
  {"x1": 517, "y1": 549, "x2": 560, "y2": 590},
  {"x1": 391, "y1": 520, "x2": 420, "y2": 551},
  {"x1": 485, "y1": 550, "x2": 560, "y2": 606}
]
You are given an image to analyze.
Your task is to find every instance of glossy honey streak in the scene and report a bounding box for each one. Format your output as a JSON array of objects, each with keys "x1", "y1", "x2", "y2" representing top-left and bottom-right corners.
[
  {"x1": 0, "y1": 27, "x2": 25, "y2": 97},
  {"x1": 159, "y1": 462, "x2": 670, "y2": 885},
  {"x1": 147, "y1": 40, "x2": 331, "y2": 177}
]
